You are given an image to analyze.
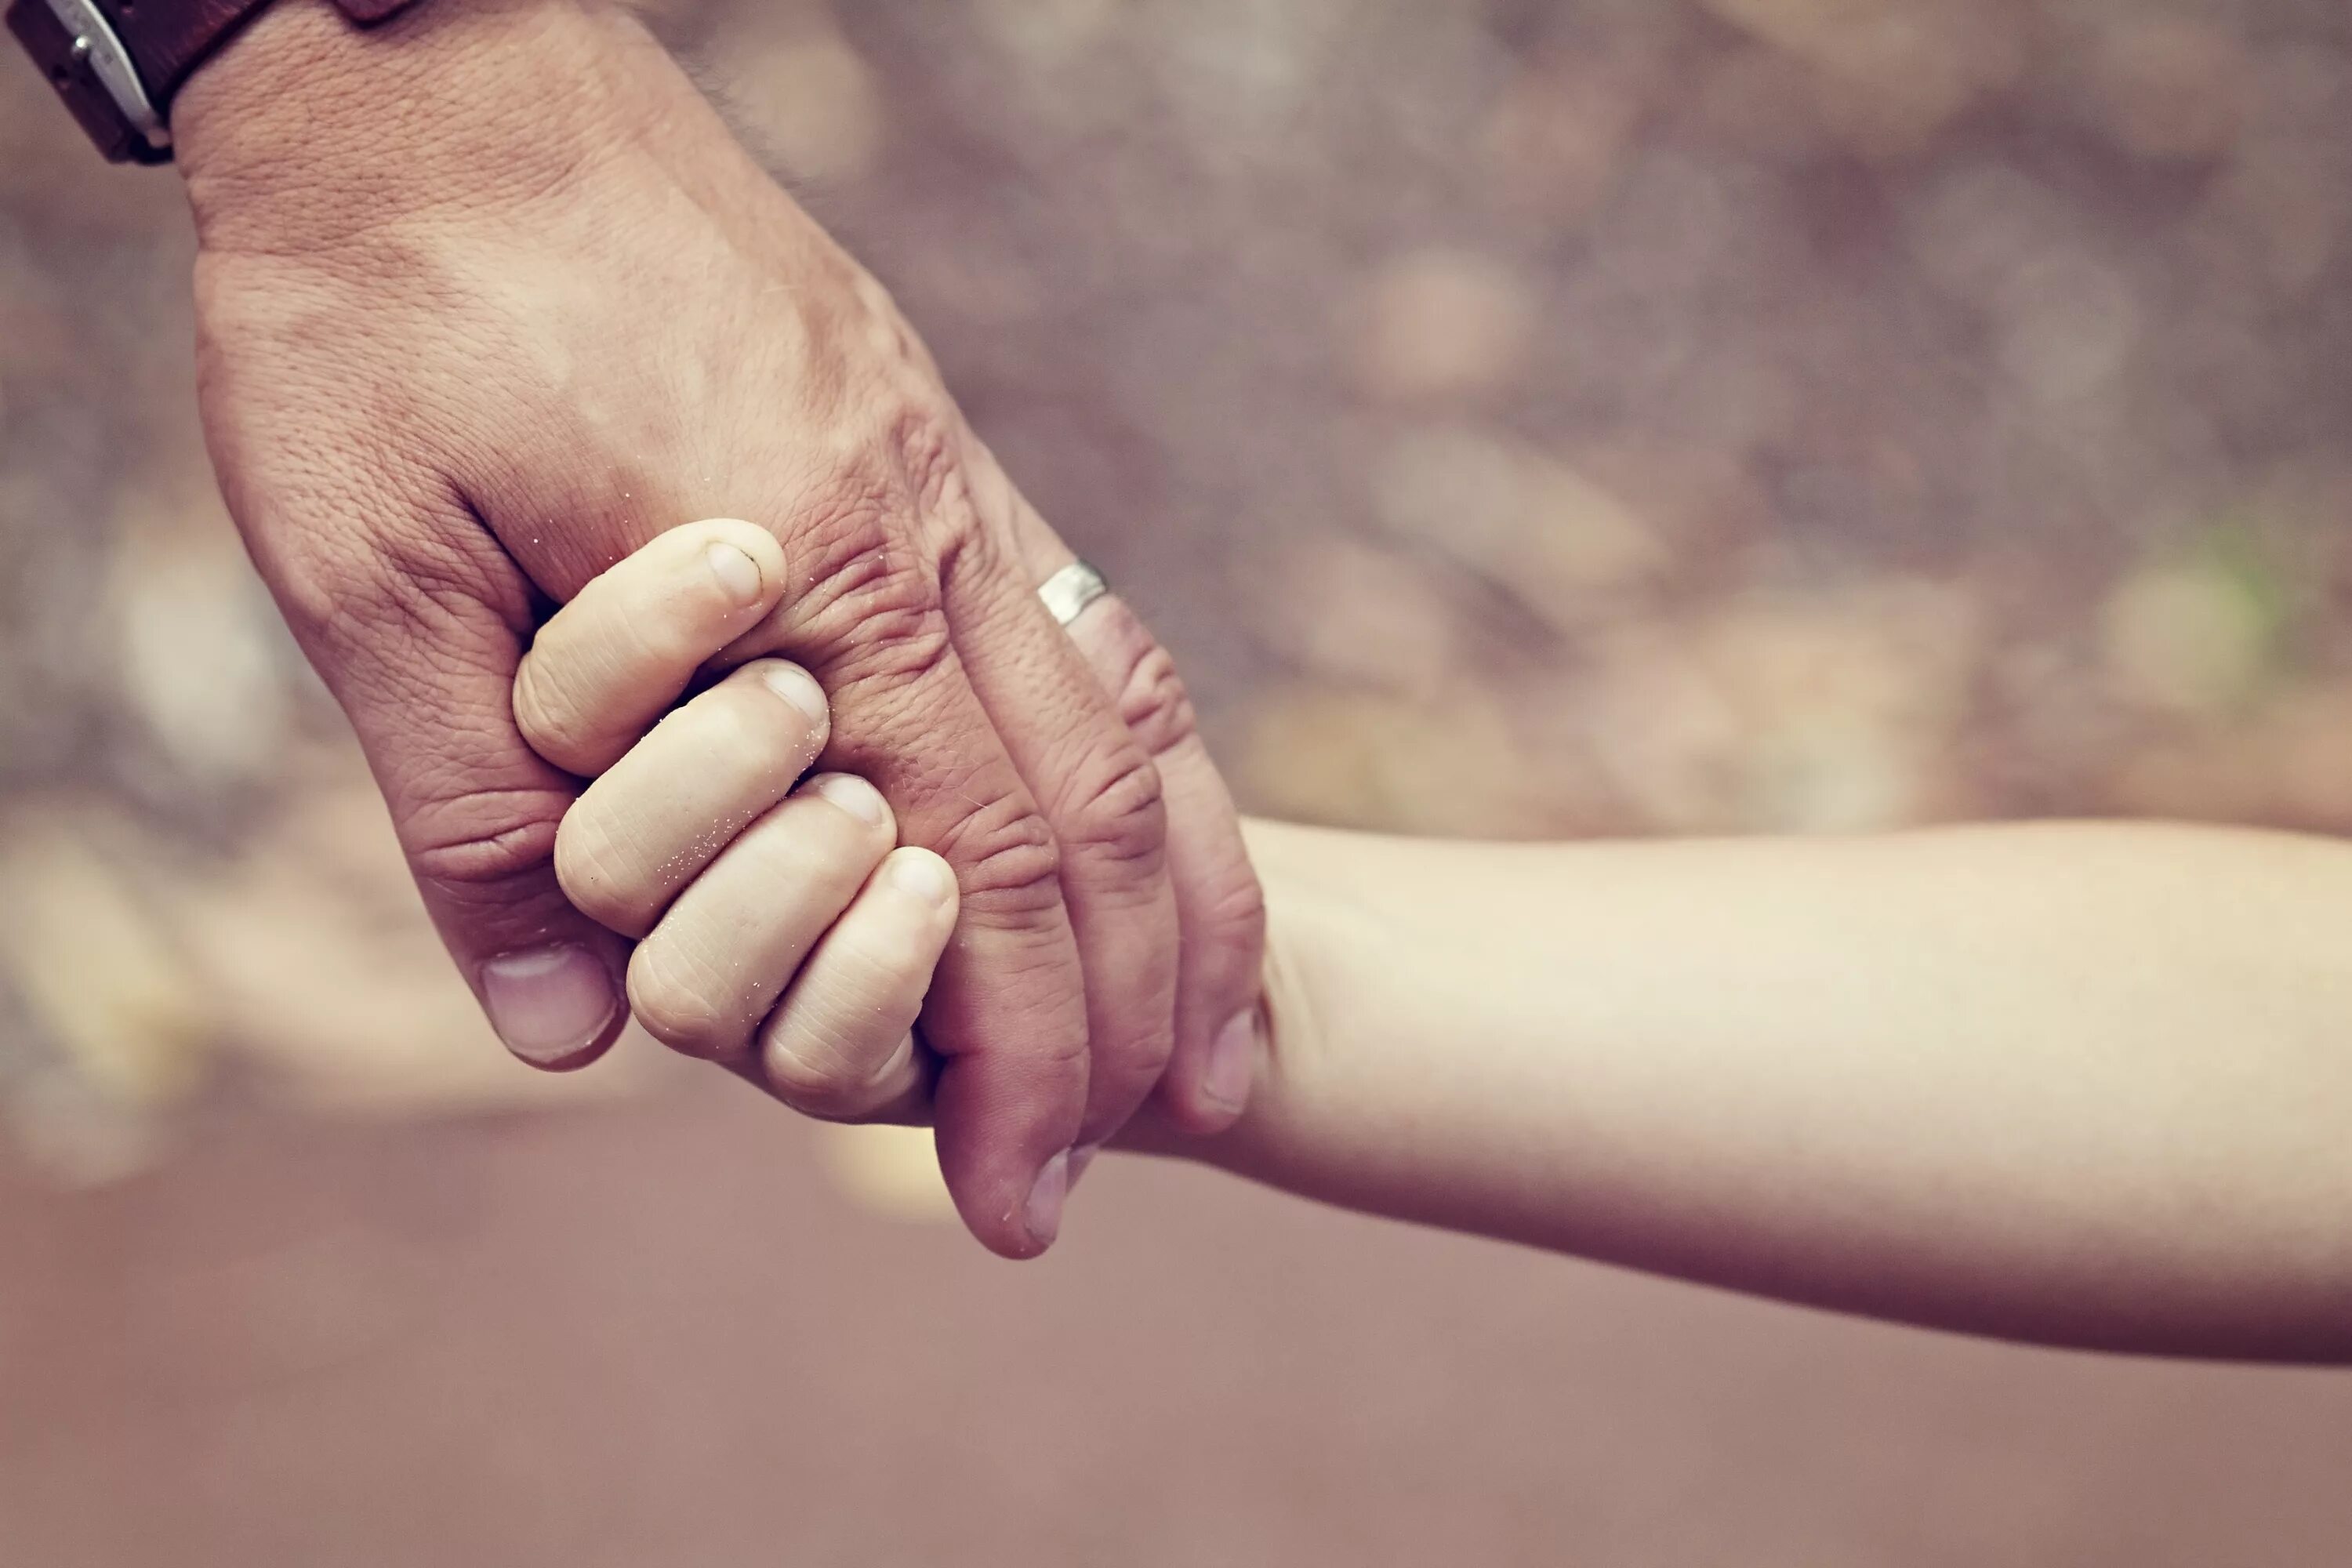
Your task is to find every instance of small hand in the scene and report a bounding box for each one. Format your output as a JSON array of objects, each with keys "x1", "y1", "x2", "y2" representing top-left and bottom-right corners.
[{"x1": 514, "y1": 521, "x2": 957, "y2": 1130}]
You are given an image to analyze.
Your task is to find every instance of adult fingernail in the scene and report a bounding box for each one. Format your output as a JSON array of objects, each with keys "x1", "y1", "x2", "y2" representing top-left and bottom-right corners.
[
  {"x1": 706, "y1": 540, "x2": 764, "y2": 604},
  {"x1": 885, "y1": 850, "x2": 955, "y2": 907},
  {"x1": 481, "y1": 944, "x2": 619, "y2": 1067},
  {"x1": 1202, "y1": 1009, "x2": 1257, "y2": 1114},
  {"x1": 1023, "y1": 1149, "x2": 1070, "y2": 1251},
  {"x1": 808, "y1": 772, "x2": 890, "y2": 828},
  {"x1": 759, "y1": 661, "x2": 827, "y2": 724},
  {"x1": 1067, "y1": 1142, "x2": 1103, "y2": 1191}
]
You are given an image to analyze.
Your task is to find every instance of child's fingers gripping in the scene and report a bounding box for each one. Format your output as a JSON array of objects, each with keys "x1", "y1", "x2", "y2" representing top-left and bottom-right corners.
[
  {"x1": 759, "y1": 848, "x2": 959, "y2": 1123},
  {"x1": 554, "y1": 658, "x2": 829, "y2": 939},
  {"x1": 625, "y1": 772, "x2": 896, "y2": 1064},
  {"x1": 514, "y1": 519, "x2": 789, "y2": 779}
]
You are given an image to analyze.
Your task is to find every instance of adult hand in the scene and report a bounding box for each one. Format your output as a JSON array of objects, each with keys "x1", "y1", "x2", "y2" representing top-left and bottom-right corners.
[{"x1": 173, "y1": 0, "x2": 1264, "y2": 1255}]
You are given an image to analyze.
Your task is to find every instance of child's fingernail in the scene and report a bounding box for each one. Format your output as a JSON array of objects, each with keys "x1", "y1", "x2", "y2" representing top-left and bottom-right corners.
[
  {"x1": 1067, "y1": 1142, "x2": 1103, "y2": 1191},
  {"x1": 1023, "y1": 1149, "x2": 1071, "y2": 1251},
  {"x1": 481, "y1": 944, "x2": 619, "y2": 1067},
  {"x1": 885, "y1": 851, "x2": 955, "y2": 907},
  {"x1": 759, "y1": 661, "x2": 827, "y2": 724},
  {"x1": 1202, "y1": 1008, "x2": 1256, "y2": 1114},
  {"x1": 808, "y1": 772, "x2": 889, "y2": 828},
  {"x1": 706, "y1": 540, "x2": 764, "y2": 604}
]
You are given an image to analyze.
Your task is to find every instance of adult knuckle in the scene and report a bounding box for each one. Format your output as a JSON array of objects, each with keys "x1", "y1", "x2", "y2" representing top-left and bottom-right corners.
[
  {"x1": 1201, "y1": 859, "x2": 1271, "y2": 957},
  {"x1": 300, "y1": 508, "x2": 521, "y2": 662},
  {"x1": 773, "y1": 401, "x2": 983, "y2": 687},
  {"x1": 1113, "y1": 640, "x2": 1202, "y2": 758},
  {"x1": 838, "y1": 601, "x2": 956, "y2": 696},
  {"x1": 1057, "y1": 743, "x2": 1167, "y2": 877},
  {"x1": 256, "y1": 534, "x2": 361, "y2": 653},
  {"x1": 272, "y1": 539, "x2": 433, "y2": 663},
  {"x1": 1066, "y1": 597, "x2": 1201, "y2": 760},
  {"x1": 789, "y1": 405, "x2": 940, "y2": 561},
  {"x1": 795, "y1": 523, "x2": 953, "y2": 689},
  {"x1": 935, "y1": 793, "x2": 1063, "y2": 923},
  {"x1": 404, "y1": 784, "x2": 568, "y2": 894}
]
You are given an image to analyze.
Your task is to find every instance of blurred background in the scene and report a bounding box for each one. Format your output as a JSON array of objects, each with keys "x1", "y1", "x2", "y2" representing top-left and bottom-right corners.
[{"x1": 6, "y1": 0, "x2": 2352, "y2": 1562}]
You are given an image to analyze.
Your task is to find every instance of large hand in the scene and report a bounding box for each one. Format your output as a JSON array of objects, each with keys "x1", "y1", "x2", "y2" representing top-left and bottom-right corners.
[{"x1": 173, "y1": 0, "x2": 1264, "y2": 1255}]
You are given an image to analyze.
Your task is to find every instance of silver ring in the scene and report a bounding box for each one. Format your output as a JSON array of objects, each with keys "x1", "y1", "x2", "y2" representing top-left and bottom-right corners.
[{"x1": 1038, "y1": 560, "x2": 1110, "y2": 629}]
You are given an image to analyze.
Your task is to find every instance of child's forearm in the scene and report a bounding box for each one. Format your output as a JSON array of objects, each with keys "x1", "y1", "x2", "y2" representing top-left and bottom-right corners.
[{"x1": 1190, "y1": 819, "x2": 2352, "y2": 1362}]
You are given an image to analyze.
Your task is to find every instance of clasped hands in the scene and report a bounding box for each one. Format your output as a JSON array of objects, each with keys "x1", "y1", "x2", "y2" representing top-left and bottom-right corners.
[{"x1": 174, "y1": 0, "x2": 1264, "y2": 1257}]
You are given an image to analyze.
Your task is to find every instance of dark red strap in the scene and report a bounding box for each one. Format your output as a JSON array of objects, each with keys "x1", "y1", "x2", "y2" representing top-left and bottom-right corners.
[
  {"x1": 7, "y1": 0, "x2": 414, "y2": 163},
  {"x1": 117, "y1": 0, "x2": 412, "y2": 96},
  {"x1": 111, "y1": 0, "x2": 286, "y2": 105}
]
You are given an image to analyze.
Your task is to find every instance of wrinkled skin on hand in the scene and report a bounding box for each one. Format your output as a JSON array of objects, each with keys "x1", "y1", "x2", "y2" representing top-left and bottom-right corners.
[{"x1": 175, "y1": 0, "x2": 1264, "y2": 1257}]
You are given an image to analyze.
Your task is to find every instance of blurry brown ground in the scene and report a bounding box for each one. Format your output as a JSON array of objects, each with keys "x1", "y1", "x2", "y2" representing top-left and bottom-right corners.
[{"x1": 6, "y1": 1, "x2": 2352, "y2": 1563}]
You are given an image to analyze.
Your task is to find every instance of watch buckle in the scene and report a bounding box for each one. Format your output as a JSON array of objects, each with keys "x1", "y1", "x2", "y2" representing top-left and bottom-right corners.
[{"x1": 5, "y1": 0, "x2": 169, "y2": 164}]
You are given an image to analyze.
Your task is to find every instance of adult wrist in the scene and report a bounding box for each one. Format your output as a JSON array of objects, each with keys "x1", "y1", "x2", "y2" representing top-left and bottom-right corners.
[
  {"x1": 172, "y1": 0, "x2": 640, "y2": 242},
  {"x1": 168, "y1": 0, "x2": 368, "y2": 144}
]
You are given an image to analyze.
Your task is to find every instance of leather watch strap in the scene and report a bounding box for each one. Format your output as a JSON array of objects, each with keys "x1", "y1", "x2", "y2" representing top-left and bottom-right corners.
[{"x1": 7, "y1": 0, "x2": 414, "y2": 163}]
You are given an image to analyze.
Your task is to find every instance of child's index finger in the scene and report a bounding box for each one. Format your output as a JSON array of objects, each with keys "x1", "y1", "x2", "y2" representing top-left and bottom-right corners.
[{"x1": 512, "y1": 518, "x2": 789, "y2": 778}]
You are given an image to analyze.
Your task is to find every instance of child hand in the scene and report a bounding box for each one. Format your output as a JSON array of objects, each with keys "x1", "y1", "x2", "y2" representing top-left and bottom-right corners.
[{"x1": 509, "y1": 520, "x2": 958, "y2": 1122}]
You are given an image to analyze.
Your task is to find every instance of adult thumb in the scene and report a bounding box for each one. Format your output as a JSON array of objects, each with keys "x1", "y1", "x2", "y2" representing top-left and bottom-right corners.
[{"x1": 256, "y1": 496, "x2": 631, "y2": 1070}]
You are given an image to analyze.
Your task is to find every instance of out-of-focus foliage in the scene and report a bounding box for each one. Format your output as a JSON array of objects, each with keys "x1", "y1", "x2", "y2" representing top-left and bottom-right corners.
[{"x1": 2, "y1": 0, "x2": 2350, "y2": 1163}]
